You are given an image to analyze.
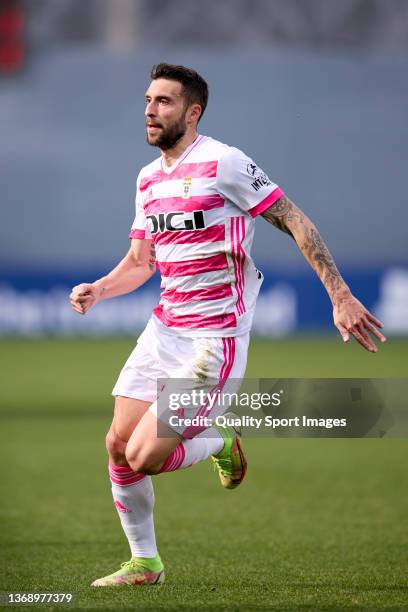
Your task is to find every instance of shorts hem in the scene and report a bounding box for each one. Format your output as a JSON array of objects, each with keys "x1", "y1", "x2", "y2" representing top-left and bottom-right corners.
[
  {"x1": 149, "y1": 404, "x2": 189, "y2": 438},
  {"x1": 112, "y1": 390, "x2": 157, "y2": 403}
]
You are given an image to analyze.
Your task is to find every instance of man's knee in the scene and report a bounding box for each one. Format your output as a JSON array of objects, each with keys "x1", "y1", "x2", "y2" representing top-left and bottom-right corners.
[
  {"x1": 125, "y1": 446, "x2": 163, "y2": 475},
  {"x1": 106, "y1": 429, "x2": 127, "y2": 463}
]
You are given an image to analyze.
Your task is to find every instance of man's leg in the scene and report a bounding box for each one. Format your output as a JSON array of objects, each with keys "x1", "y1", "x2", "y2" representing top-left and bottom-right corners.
[
  {"x1": 93, "y1": 399, "x2": 243, "y2": 587},
  {"x1": 93, "y1": 395, "x2": 224, "y2": 587},
  {"x1": 125, "y1": 409, "x2": 225, "y2": 475},
  {"x1": 92, "y1": 396, "x2": 165, "y2": 587},
  {"x1": 125, "y1": 408, "x2": 246, "y2": 490}
]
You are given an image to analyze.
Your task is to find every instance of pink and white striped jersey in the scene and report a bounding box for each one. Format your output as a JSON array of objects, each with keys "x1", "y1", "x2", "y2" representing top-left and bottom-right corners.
[{"x1": 129, "y1": 135, "x2": 284, "y2": 337}]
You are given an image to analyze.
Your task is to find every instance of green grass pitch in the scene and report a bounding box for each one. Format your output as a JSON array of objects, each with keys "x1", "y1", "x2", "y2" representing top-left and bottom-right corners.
[{"x1": 1, "y1": 335, "x2": 407, "y2": 610}]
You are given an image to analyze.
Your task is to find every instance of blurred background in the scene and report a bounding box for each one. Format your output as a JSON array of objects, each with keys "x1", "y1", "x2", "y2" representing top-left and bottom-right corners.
[
  {"x1": 1, "y1": 3, "x2": 408, "y2": 607},
  {"x1": 1, "y1": 0, "x2": 407, "y2": 337}
]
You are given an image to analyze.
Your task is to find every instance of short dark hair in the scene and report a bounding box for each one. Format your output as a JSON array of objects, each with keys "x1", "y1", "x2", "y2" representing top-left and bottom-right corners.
[{"x1": 150, "y1": 63, "x2": 209, "y2": 122}]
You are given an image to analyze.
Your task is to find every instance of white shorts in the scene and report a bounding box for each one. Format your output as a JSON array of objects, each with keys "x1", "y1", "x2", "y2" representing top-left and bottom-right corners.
[{"x1": 112, "y1": 316, "x2": 250, "y2": 437}]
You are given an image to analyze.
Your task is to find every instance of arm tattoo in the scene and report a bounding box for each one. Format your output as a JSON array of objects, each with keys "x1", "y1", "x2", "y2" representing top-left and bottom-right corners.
[
  {"x1": 304, "y1": 226, "x2": 343, "y2": 296},
  {"x1": 148, "y1": 243, "x2": 156, "y2": 272},
  {"x1": 261, "y1": 195, "x2": 344, "y2": 300},
  {"x1": 261, "y1": 195, "x2": 300, "y2": 238}
]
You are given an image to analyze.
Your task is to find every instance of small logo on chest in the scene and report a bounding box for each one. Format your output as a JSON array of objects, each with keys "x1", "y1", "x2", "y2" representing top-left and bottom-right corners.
[{"x1": 182, "y1": 176, "x2": 193, "y2": 199}]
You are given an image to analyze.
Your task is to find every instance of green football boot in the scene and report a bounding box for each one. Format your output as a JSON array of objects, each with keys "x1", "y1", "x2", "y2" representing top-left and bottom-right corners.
[
  {"x1": 211, "y1": 413, "x2": 247, "y2": 489},
  {"x1": 91, "y1": 555, "x2": 164, "y2": 587}
]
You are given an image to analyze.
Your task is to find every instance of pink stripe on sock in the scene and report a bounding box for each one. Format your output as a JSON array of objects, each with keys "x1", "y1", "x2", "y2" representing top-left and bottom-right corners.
[
  {"x1": 167, "y1": 446, "x2": 182, "y2": 472},
  {"x1": 158, "y1": 451, "x2": 175, "y2": 474},
  {"x1": 109, "y1": 462, "x2": 133, "y2": 473},
  {"x1": 159, "y1": 443, "x2": 186, "y2": 473},
  {"x1": 110, "y1": 472, "x2": 145, "y2": 485},
  {"x1": 109, "y1": 463, "x2": 145, "y2": 486}
]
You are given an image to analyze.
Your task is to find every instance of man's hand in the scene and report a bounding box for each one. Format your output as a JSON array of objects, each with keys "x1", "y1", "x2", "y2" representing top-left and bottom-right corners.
[
  {"x1": 333, "y1": 292, "x2": 386, "y2": 353},
  {"x1": 69, "y1": 241, "x2": 155, "y2": 316},
  {"x1": 70, "y1": 283, "x2": 103, "y2": 315}
]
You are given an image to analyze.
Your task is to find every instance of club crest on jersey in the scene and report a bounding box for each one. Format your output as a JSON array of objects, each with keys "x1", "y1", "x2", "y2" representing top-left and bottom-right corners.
[
  {"x1": 146, "y1": 210, "x2": 205, "y2": 234},
  {"x1": 181, "y1": 176, "x2": 193, "y2": 199}
]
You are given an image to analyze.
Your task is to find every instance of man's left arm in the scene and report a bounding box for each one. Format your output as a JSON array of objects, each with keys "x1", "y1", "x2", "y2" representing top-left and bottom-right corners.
[{"x1": 261, "y1": 195, "x2": 386, "y2": 353}]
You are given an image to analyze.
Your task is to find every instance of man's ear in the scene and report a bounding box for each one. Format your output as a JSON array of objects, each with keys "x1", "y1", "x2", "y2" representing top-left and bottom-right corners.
[{"x1": 187, "y1": 103, "x2": 202, "y2": 125}]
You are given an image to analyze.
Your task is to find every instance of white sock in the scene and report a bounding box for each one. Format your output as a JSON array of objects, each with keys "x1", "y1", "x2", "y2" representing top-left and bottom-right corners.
[
  {"x1": 109, "y1": 464, "x2": 157, "y2": 558},
  {"x1": 159, "y1": 427, "x2": 224, "y2": 473}
]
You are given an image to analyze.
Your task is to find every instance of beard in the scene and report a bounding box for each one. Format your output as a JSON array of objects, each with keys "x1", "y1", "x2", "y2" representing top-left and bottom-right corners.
[{"x1": 146, "y1": 113, "x2": 187, "y2": 150}]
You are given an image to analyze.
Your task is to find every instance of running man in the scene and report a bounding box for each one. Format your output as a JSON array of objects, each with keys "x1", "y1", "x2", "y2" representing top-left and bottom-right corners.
[{"x1": 70, "y1": 63, "x2": 386, "y2": 586}]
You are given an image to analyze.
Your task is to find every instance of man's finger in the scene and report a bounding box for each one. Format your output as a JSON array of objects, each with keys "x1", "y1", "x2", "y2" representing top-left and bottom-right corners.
[
  {"x1": 72, "y1": 293, "x2": 93, "y2": 304},
  {"x1": 74, "y1": 290, "x2": 92, "y2": 298},
  {"x1": 363, "y1": 319, "x2": 387, "y2": 343},
  {"x1": 70, "y1": 299, "x2": 86, "y2": 310},
  {"x1": 71, "y1": 299, "x2": 84, "y2": 309},
  {"x1": 351, "y1": 324, "x2": 377, "y2": 353},
  {"x1": 365, "y1": 310, "x2": 383, "y2": 328},
  {"x1": 70, "y1": 292, "x2": 87, "y2": 302},
  {"x1": 336, "y1": 323, "x2": 350, "y2": 343},
  {"x1": 71, "y1": 304, "x2": 85, "y2": 315},
  {"x1": 77, "y1": 296, "x2": 91, "y2": 305},
  {"x1": 71, "y1": 284, "x2": 93, "y2": 297}
]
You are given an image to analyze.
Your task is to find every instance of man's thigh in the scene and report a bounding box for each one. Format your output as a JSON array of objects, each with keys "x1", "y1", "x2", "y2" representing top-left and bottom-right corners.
[
  {"x1": 125, "y1": 409, "x2": 182, "y2": 474},
  {"x1": 110, "y1": 396, "x2": 152, "y2": 443}
]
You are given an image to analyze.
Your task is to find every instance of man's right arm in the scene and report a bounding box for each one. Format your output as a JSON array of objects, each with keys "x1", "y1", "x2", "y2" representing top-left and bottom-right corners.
[{"x1": 70, "y1": 239, "x2": 156, "y2": 315}]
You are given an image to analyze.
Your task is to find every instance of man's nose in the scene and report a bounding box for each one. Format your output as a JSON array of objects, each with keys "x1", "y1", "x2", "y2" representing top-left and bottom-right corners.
[{"x1": 145, "y1": 100, "x2": 156, "y2": 116}]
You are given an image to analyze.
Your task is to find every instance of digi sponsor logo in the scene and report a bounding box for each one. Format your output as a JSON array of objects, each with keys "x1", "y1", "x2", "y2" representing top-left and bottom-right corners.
[
  {"x1": 146, "y1": 210, "x2": 205, "y2": 233},
  {"x1": 246, "y1": 162, "x2": 272, "y2": 192}
]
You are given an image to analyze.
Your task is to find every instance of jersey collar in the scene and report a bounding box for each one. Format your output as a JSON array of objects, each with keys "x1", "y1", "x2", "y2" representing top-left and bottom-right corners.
[{"x1": 160, "y1": 134, "x2": 204, "y2": 174}]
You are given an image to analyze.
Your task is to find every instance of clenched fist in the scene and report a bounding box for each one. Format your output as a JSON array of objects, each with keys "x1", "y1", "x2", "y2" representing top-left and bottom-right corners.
[{"x1": 70, "y1": 283, "x2": 103, "y2": 315}]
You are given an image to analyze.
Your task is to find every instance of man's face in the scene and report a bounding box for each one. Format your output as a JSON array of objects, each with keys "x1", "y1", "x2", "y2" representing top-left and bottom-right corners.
[{"x1": 145, "y1": 79, "x2": 188, "y2": 150}]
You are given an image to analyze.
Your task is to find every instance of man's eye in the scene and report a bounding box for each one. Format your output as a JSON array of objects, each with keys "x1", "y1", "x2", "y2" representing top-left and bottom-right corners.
[{"x1": 160, "y1": 99, "x2": 169, "y2": 105}]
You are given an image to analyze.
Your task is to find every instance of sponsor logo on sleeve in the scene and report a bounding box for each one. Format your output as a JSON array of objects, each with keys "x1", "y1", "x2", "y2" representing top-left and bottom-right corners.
[{"x1": 246, "y1": 162, "x2": 272, "y2": 192}]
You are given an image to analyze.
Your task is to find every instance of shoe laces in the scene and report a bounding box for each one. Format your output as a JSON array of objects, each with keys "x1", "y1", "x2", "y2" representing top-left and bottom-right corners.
[
  {"x1": 120, "y1": 559, "x2": 140, "y2": 571},
  {"x1": 212, "y1": 455, "x2": 231, "y2": 476}
]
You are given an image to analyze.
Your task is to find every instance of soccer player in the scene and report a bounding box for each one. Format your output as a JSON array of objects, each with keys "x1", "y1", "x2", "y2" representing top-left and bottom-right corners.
[{"x1": 70, "y1": 63, "x2": 386, "y2": 587}]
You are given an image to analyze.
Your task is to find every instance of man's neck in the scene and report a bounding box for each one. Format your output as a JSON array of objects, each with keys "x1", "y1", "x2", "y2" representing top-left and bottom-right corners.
[{"x1": 161, "y1": 130, "x2": 199, "y2": 167}]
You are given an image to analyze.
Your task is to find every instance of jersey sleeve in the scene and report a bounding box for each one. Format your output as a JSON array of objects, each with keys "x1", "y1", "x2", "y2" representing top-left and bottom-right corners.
[
  {"x1": 129, "y1": 174, "x2": 152, "y2": 240},
  {"x1": 216, "y1": 147, "x2": 284, "y2": 217}
]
